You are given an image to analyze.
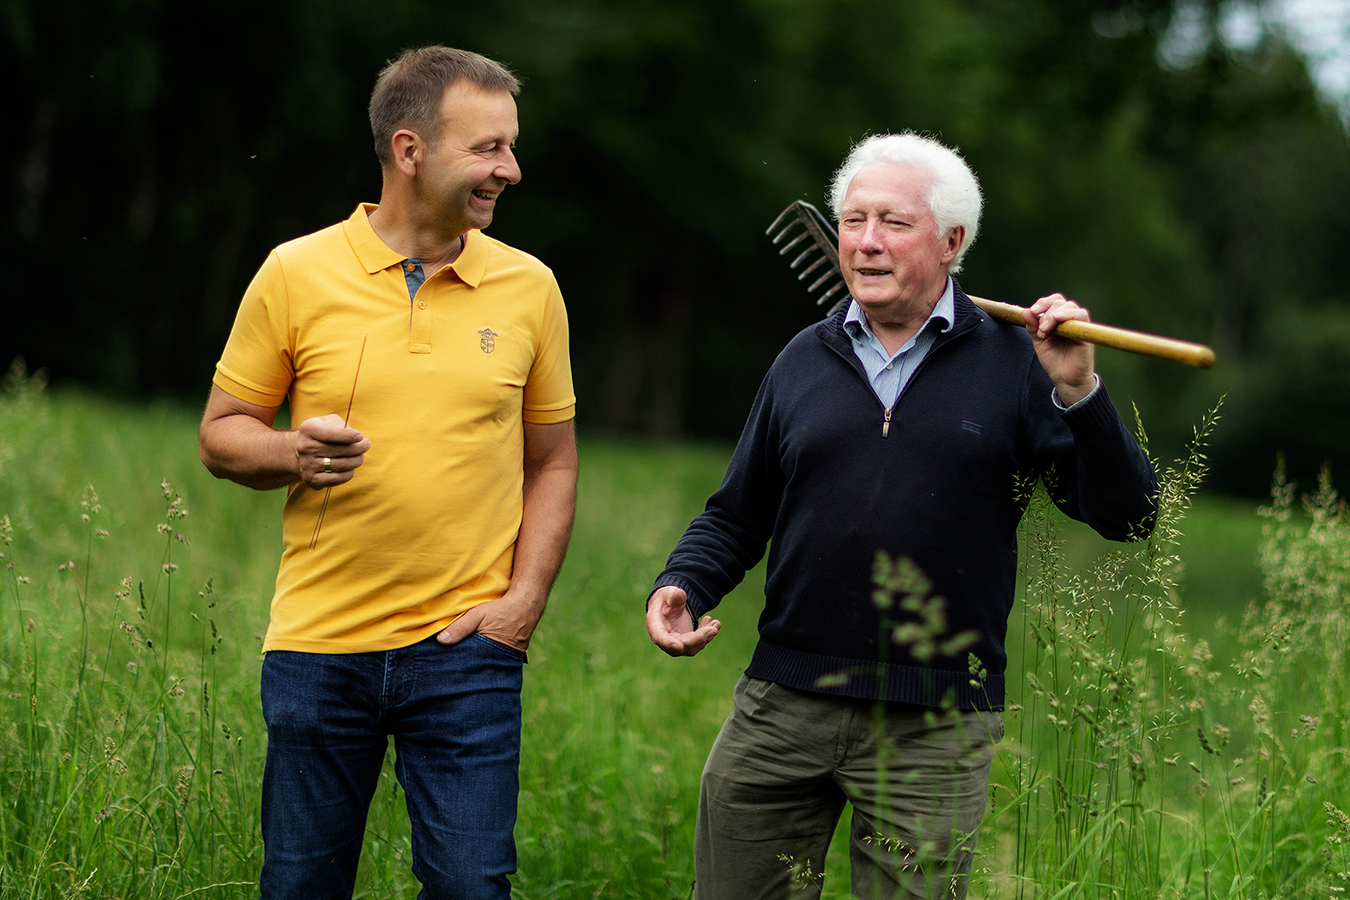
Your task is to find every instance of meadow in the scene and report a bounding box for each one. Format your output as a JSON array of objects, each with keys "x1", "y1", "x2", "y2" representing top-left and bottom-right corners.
[{"x1": 0, "y1": 368, "x2": 1346, "y2": 899}]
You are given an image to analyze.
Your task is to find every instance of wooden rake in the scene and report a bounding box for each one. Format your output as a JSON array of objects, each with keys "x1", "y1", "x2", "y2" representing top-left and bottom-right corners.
[{"x1": 767, "y1": 200, "x2": 1216, "y2": 368}]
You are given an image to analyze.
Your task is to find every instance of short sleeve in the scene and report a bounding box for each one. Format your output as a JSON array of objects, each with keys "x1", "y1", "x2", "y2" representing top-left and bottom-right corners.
[
  {"x1": 521, "y1": 276, "x2": 575, "y2": 424},
  {"x1": 213, "y1": 251, "x2": 296, "y2": 408}
]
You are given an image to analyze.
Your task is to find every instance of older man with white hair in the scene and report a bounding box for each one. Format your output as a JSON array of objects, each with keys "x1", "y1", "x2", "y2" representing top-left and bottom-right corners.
[{"x1": 645, "y1": 132, "x2": 1158, "y2": 899}]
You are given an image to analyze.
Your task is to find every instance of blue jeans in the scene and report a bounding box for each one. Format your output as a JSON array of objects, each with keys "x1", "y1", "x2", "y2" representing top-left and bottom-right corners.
[{"x1": 258, "y1": 633, "x2": 525, "y2": 900}]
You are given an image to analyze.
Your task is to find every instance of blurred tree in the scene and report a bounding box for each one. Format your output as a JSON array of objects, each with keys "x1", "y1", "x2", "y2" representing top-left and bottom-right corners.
[
  {"x1": 1138, "y1": 7, "x2": 1350, "y2": 493},
  {"x1": 2, "y1": 0, "x2": 1346, "y2": 493}
]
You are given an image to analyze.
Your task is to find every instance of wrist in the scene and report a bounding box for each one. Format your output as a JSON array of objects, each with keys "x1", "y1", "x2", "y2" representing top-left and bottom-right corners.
[{"x1": 1052, "y1": 373, "x2": 1100, "y2": 411}]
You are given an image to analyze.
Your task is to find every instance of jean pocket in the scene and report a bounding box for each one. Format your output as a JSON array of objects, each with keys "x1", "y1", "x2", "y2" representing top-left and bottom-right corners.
[{"x1": 469, "y1": 632, "x2": 528, "y2": 663}]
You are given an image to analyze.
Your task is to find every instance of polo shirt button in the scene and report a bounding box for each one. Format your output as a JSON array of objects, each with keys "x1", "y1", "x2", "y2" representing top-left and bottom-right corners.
[{"x1": 418, "y1": 300, "x2": 426, "y2": 309}]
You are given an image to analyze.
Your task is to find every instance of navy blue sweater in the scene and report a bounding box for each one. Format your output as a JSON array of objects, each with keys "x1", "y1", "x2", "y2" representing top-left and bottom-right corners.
[{"x1": 653, "y1": 285, "x2": 1158, "y2": 710}]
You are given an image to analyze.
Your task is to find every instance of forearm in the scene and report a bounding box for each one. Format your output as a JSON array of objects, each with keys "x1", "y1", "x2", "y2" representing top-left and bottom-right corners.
[
  {"x1": 507, "y1": 434, "x2": 578, "y2": 610},
  {"x1": 1058, "y1": 386, "x2": 1159, "y2": 541},
  {"x1": 652, "y1": 396, "x2": 778, "y2": 617},
  {"x1": 653, "y1": 503, "x2": 769, "y2": 619},
  {"x1": 432, "y1": 421, "x2": 576, "y2": 652},
  {"x1": 199, "y1": 415, "x2": 301, "y2": 491}
]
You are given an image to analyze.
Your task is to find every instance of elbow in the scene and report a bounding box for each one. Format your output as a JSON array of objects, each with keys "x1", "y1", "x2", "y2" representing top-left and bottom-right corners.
[
  {"x1": 198, "y1": 434, "x2": 217, "y2": 476},
  {"x1": 198, "y1": 430, "x2": 227, "y2": 481},
  {"x1": 1123, "y1": 489, "x2": 1161, "y2": 543},
  {"x1": 1088, "y1": 489, "x2": 1159, "y2": 544},
  {"x1": 198, "y1": 426, "x2": 248, "y2": 484}
]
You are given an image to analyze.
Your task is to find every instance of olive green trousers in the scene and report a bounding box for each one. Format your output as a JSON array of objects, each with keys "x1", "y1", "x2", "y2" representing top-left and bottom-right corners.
[{"x1": 693, "y1": 675, "x2": 1002, "y2": 900}]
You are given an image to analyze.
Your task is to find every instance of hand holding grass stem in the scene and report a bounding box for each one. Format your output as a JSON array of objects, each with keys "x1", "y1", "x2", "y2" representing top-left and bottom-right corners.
[{"x1": 309, "y1": 335, "x2": 368, "y2": 550}]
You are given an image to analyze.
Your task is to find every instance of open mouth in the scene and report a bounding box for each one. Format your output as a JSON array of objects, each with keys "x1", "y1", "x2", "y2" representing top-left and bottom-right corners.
[
  {"x1": 472, "y1": 189, "x2": 499, "y2": 202},
  {"x1": 856, "y1": 268, "x2": 890, "y2": 276}
]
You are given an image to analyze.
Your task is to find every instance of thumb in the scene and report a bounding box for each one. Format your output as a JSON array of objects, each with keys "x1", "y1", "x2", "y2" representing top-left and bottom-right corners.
[{"x1": 437, "y1": 608, "x2": 483, "y2": 646}]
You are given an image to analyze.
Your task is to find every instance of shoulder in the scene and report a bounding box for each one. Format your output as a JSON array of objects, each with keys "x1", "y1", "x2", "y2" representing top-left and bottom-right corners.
[
  {"x1": 749, "y1": 313, "x2": 849, "y2": 393},
  {"x1": 472, "y1": 231, "x2": 555, "y2": 279},
  {"x1": 951, "y1": 284, "x2": 1037, "y2": 361},
  {"x1": 272, "y1": 218, "x2": 349, "y2": 261},
  {"x1": 774, "y1": 315, "x2": 841, "y2": 367}
]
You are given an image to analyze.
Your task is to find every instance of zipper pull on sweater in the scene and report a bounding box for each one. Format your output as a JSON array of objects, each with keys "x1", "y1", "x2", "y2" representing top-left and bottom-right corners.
[{"x1": 882, "y1": 407, "x2": 892, "y2": 438}]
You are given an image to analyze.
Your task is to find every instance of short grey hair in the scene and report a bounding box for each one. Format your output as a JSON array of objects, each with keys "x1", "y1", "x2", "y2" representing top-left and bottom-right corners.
[
  {"x1": 827, "y1": 132, "x2": 983, "y2": 274},
  {"x1": 369, "y1": 46, "x2": 520, "y2": 169}
]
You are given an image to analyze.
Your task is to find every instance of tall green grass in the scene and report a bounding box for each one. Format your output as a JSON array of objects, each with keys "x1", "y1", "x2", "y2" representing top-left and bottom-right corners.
[
  {"x1": 0, "y1": 365, "x2": 1344, "y2": 899},
  {"x1": 971, "y1": 408, "x2": 1350, "y2": 900},
  {"x1": 0, "y1": 368, "x2": 270, "y2": 899}
]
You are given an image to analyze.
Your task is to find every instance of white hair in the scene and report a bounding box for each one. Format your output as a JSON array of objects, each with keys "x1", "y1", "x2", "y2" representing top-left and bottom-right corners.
[{"x1": 827, "y1": 132, "x2": 983, "y2": 274}]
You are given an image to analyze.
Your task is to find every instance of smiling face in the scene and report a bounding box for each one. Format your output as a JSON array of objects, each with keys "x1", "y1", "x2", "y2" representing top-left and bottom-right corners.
[
  {"x1": 413, "y1": 80, "x2": 521, "y2": 236},
  {"x1": 837, "y1": 162, "x2": 964, "y2": 331}
]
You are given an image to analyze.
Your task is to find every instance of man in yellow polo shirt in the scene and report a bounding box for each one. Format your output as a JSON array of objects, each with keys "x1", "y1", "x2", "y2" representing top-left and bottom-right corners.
[{"x1": 198, "y1": 46, "x2": 576, "y2": 900}]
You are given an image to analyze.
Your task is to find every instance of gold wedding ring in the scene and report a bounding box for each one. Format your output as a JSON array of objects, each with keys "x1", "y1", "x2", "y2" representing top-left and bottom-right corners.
[{"x1": 322, "y1": 457, "x2": 333, "y2": 473}]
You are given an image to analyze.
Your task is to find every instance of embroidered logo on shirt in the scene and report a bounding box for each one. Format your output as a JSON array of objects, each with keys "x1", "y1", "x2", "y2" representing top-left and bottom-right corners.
[
  {"x1": 478, "y1": 328, "x2": 497, "y2": 354},
  {"x1": 961, "y1": 420, "x2": 982, "y2": 435}
]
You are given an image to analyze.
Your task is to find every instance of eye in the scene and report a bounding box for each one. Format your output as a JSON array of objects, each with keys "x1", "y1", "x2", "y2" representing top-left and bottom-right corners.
[{"x1": 479, "y1": 141, "x2": 516, "y2": 158}]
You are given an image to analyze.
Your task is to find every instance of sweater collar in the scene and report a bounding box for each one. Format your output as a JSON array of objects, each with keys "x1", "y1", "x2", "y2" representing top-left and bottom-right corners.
[
  {"x1": 842, "y1": 277, "x2": 956, "y2": 345},
  {"x1": 820, "y1": 278, "x2": 983, "y2": 350},
  {"x1": 946, "y1": 281, "x2": 986, "y2": 335}
]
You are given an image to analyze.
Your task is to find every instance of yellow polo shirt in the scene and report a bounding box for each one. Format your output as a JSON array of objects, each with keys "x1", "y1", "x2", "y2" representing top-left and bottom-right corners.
[{"x1": 214, "y1": 204, "x2": 575, "y2": 653}]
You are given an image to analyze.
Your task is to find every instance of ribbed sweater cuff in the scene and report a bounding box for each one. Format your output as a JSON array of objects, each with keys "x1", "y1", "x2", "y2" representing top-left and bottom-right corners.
[
  {"x1": 1061, "y1": 378, "x2": 1122, "y2": 434},
  {"x1": 649, "y1": 575, "x2": 710, "y2": 622}
]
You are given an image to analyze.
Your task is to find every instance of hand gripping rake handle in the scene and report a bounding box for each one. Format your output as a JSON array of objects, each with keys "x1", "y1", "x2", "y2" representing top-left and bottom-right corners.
[
  {"x1": 963, "y1": 295, "x2": 1216, "y2": 368},
  {"x1": 767, "y1": 200, "x2": 1216, "y2": 369}
]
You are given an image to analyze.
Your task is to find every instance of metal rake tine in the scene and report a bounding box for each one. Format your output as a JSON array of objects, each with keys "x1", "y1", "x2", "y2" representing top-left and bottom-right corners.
[
  {"x1": 769, "y1": 218, "x2": 805, "y2": 245},
  {"x1": 810, "y1": 269, "x2": 843, "y2": 292},
  {"x1": 768, "y1": 200, "x2": 850, "y2": 314},
  {"x1": 776, "y1": 231, "x2": 811, "y2": 256},
  {"x1": 766, "y1": 204, "x2": 802, "y2": 237},
  {"x1": 817, "y1": 281, "x2": 847, "y2": 306},
  {"x1": 798, "y1": 200, "x2": 838, "y2": 238},
  {"x1": 791, "y1": 244, "x2": 824, "y2": 269},
  {"x1": 796, "y1": 254, "x2": 831, "y2": 279}
]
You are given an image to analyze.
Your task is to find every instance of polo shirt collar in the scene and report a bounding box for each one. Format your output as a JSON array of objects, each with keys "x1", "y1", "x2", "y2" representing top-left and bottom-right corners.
[
  {"x1": 342, "y1": 202, "x2": 489, "y2": 288},
  {"x1": 447, "y1": 228, "x2": 488, "y2": 288},
  {"x1": 345, "y1": 204, "x2": 404, "y2": 274}
]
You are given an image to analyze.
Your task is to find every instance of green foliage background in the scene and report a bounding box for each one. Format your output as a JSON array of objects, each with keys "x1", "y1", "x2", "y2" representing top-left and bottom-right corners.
[{"x1": 4, "y1": 0, "x2": 1350, "y2": 493}]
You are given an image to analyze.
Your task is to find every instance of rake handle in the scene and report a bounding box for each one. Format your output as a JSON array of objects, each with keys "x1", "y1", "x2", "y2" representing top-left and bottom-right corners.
[
  {"x1": 768, "y1": 201, "x2": 1217, "y2": 368},
  {"x1": 968, "y1": 295, "x2": 1216, "y2": 369}
]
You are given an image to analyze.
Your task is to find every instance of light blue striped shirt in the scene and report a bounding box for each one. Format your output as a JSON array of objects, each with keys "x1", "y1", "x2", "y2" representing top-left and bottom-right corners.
[{"x1": 844, "y1": 278, "x2": 955, "y2": 408}]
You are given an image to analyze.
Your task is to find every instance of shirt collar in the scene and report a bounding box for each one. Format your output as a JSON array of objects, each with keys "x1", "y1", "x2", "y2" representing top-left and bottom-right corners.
[
  {"x1": 342, "y1": 202, "x2": 489, "y2": 287},
  {"x1": 344, "y1": 204, "x2": 403, "y2": 274},
  {"x1": 844, "y1": 276, "x2": 956, "y2": 342}
]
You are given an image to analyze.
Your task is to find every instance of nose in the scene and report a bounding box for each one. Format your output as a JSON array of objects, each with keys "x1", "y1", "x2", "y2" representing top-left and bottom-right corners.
[
  {"x1": 857, "y1": 219, "x2": 884, "y2": 252},
  {"x1": 496, "y1": 147, "x2": 521, "y2": 185}
]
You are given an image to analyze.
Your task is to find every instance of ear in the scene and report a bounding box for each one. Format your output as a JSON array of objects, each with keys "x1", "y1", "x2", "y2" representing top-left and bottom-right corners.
[
  {"x1": 941, "y1": 225, "x2": 965, "y2": 265},
  {"x1": 389, "y1": 128, "x2": 422, "y2": 178}
]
